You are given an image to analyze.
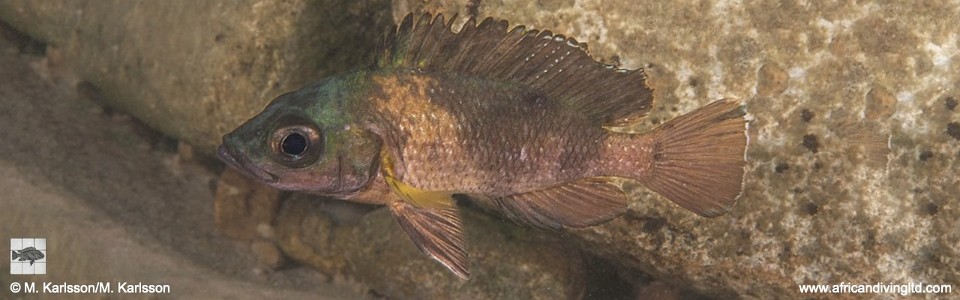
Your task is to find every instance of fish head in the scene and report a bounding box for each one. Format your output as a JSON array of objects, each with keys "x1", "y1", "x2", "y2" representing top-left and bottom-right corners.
[{"x1": 218, "y1": 78, "x2": 382, "y2": 197}]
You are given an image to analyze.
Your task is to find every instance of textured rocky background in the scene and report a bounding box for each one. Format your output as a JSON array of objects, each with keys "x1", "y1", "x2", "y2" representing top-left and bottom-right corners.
[
  {"x1": 0, "y1": 0, "x2": 393, "y2": 154},
  {"x1": 1, "y1": 0, "x2": 958, "y2": 299},
  {"x1": 0, "y1": 27, "x2": 365, "y2": 299},
  {"x1": 394, "y1": 1, "x2": 960, "y2": 298}
]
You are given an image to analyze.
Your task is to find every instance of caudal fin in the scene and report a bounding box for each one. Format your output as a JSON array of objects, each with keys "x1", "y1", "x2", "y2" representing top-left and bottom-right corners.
[
  {"x1": 12, "y1": 250, "x2": 19, "y2": 260},
  {"x1": 642, "y1": 99, "x2": 748, "y2": 217}
]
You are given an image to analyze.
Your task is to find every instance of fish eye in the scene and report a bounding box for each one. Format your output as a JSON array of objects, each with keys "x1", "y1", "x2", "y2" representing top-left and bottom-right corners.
[
  {"x1": 281, "y1": 132, "x2": 308, "y2": 156},
  {"x1": 270, "y1": 120, "x2": 323, "y2": 168}
]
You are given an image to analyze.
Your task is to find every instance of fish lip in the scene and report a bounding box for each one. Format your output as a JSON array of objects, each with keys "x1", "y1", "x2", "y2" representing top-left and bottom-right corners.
[{"x1": 217, "y1": 144, "x2": 278, "y2": 183}]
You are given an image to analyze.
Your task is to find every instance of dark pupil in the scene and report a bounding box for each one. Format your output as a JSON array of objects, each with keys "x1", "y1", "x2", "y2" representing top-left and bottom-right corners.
[{"x1": 281, "y1": 132, "x2": 308, "y2": 156}]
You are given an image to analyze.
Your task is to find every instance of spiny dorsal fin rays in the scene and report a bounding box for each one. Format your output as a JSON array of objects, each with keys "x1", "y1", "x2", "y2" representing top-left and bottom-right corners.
[{"x1": 375, "y1": 13, "x2": 654, "y2": 125}]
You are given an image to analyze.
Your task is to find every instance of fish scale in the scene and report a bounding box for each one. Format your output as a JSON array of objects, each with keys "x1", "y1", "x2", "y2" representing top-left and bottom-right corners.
[{"x1": 361, "y1": 71, "x2": 604, "y2": 195}]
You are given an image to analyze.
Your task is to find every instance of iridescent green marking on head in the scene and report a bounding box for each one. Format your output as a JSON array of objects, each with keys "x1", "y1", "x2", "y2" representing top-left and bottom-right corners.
[{"x1": 218, "y1": 70, "x2": 382, "y2": 196}]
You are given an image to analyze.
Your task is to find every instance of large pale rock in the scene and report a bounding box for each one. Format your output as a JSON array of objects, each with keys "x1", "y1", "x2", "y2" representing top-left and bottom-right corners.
[
  {"x1": 0, "y1": 0, "x2": 392, "y2": 154},
  {"x1": 0, "y1": 40, "x2": 364, "y2": 299},
  {"x1": 395, "y1": 1, "x2": 960, "y2": 298}
]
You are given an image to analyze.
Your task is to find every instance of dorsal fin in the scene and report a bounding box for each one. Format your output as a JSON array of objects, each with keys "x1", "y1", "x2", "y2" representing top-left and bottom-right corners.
[{"x1": 376, "y1": 13, "x2": 654, "y2": 125}]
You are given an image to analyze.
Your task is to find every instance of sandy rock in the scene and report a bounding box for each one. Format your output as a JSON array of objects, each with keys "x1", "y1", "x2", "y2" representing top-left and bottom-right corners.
[
  {"x1": 394, "y1": 1, "x2": 960, "y2": 298},
  {"x1": 214, "y1": 168, "x2": 283, "y2": 241},
  {"x1": 864, "y1": 87, "x2": 897, "y2": 121},
  {"x1": 251, "y1": 240, "x2": 286, "y2": 270},
  {"x1": 756, "y1": 62, "x2": 788, "y2": 98}
]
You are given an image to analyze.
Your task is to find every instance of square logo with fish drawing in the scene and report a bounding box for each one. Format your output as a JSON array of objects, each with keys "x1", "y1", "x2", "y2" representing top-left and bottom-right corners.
[{"x1": 10, "y1": 238, "x2": 46, "y2": 275}]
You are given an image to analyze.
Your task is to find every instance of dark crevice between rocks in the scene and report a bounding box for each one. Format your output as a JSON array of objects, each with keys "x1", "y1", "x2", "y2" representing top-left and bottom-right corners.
[
  {"x1": 75, "y1": 81, "x2": 178, "y2": 151},
  {"x1": 0, "y1": 19, "x2": 46, "y2": 55},
  {"x1": 0, "y1": 42, "x2": 269, "y2": 283},
  {"x1": 75, "y1": 80, "x2": 226, "y2": 172},
  {"x1": 945, "y1": 96, "x2": 957, "y2": 111},
  {"x1": 582, "y1": 256, "x2": 637, "y2": 300},
  {"x1": 581, "y1": 255, "x2": 719, "y2": 300}
]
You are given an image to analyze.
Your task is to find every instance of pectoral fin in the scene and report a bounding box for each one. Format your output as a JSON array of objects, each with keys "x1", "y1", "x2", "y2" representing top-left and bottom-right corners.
[{"x1": 492, "y1": 177, "x2": 628, "y2": 230}]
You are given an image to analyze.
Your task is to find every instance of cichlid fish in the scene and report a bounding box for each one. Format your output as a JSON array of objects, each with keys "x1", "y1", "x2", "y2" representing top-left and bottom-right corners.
[
  {"x1": 12, "y1": 247, "x2": 44, "y2": 265},
  {"x1": 218, "y1": 14, "x2": 748, "y2": 279}
]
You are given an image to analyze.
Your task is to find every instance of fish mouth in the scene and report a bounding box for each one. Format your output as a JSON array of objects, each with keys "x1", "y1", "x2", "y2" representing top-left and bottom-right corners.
[{"x1": 217, "y1": 144, "x2": 278, "y2": 183}]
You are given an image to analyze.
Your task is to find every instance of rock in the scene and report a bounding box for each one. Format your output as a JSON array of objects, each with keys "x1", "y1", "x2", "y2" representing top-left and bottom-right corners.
[
  {"x1": 634, "y1": 281, "x2": 681, "y2": 300},
  {"x1": 756, "y1": 62, "x2": 788, "y2": 98},
  {"x1": 214, "y1": 168, "x2": 282, "y2": 241},
  {"x1": 0, "y1": 37, "x2": 366, "y2": 299},
  {"x1": 4, "y1": 0, "x2": 957, "y2": 298},
  {"x1": 178, "y1": 141, "x2": 196, "y2": 162},
  {"x1": 0, "y1": 0, "x2": 393, "y2": 154},
  {"x1": 251, "y1": 240, "x2": 286, "y2": 270},
  {"x1": 865, "y1": 87, "x2": 897, "y2": 121},
  {"x1": 394, "y1": 1, "x2": 960, "y2": 298},
  {"x1": 274, "y1": 194, "x2": 588, "y2": 299}
]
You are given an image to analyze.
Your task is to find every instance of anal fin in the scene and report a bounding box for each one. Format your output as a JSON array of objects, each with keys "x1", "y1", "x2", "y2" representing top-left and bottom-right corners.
[{"x1": 493, "y1": 177, "x2": 628, "y2": 230}]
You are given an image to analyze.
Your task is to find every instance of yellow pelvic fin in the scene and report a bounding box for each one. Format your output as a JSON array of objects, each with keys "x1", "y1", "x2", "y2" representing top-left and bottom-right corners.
[
  {"x1": 380, "y1": 149, "x2": 469, "y2": 278},
  {"x1": 381, "y1": 150, "x2": 453, "y2": 209}
]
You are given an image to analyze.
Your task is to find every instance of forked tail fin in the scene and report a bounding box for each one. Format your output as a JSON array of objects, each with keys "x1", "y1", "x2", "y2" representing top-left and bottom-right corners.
[{"x1": 640, "y1": 99, "x2": 748, "y2": 217}]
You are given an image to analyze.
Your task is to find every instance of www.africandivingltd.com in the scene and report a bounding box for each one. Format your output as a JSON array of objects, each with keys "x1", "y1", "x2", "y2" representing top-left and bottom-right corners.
[{"x1": 798, "y1": 282, "x2": 952, "y2": 296}]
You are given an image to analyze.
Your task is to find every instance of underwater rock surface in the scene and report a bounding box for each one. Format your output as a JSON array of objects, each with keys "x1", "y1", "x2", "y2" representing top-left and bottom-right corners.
[
  {"x1": 2, "y1": 0, "x2": 957, "y2": 298},
  {"x1": 397, "y1": 1, "x2": 960, "y2": 298},
  {"x1": 0, "y1": 0, "x2": 393, "y2": 154},
  {"x1": 274, "y1": 194, "x2": 589, "y2": 299},
  {"x1": 0, "y1": 34, "x2": 366, "y2": 299},
  {"x1": 214, "y1": 171, "x2": 590, "y2": 298}
]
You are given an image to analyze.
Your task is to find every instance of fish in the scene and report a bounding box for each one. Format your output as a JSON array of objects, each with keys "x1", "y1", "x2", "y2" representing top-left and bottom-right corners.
[
  {"x1": 218, "y1": 13, "x2": 748, "y2": 279},
  {"x1": 12, "y1": 247, "x2": 44, "y2": 265}
]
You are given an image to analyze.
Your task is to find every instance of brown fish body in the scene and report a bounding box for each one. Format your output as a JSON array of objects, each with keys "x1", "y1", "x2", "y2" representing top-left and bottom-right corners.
[
  {"x1": 354, "y1": 70, "x2": 638, "y2": 196},
  {"x1": 218, "y1": 14, "x2": 748, "y2": 279}
]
